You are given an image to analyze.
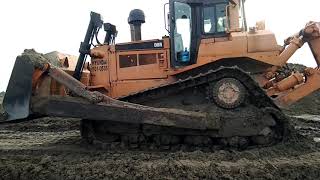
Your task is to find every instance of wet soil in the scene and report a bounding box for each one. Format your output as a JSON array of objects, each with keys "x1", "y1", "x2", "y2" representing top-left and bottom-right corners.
[
  {"x1": 0, "y1": 117, "x2": 319, "y2": 180},
  {"x1": 0, "y1": 93, "x2": 320, "y2": 179},
  {"x1": 283, "y1": 90, "x2": 320, "y2": 116}
]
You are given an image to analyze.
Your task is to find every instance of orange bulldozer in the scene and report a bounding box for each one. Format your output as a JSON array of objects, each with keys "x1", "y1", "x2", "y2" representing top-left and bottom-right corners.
[{"x1": 2, "y1": 0, "x2": 320, "y2": 149}]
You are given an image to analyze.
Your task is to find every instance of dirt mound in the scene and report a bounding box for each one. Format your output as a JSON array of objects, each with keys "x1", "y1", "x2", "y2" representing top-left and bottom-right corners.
[
  {"x1": 0, "y1": 92, "x2": 4, "y2": 114},
  {"x1": 0, "y1": 92, "x2": 4, "y2": 102},
  {"x1": 284, "y1": 90, "x2": 320, "y2": 115}
]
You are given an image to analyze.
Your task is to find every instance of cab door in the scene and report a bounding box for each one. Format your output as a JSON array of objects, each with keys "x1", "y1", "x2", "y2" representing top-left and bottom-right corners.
[{"x1": 169, "y1": 0, "x2": 201, "y2": 67}]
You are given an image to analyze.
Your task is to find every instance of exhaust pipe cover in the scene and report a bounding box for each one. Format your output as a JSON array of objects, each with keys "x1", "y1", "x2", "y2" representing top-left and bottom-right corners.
[{"x1": 128, "y1": 9, "x2": 145, "y2": 41}]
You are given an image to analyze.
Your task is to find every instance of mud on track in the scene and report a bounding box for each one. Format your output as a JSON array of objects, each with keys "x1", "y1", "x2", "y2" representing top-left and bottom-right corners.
[{"x1": 0, "y1": 92, "x2": 320, "y2": 179}]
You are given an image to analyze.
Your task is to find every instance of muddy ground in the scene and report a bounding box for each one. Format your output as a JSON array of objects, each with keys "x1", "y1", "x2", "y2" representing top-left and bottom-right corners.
[{"x1": 0, "y1": 91, "x2": 320, "y2": 179}]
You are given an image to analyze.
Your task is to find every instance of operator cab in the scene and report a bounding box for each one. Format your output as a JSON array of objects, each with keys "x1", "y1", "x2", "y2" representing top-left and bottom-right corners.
[{"x1": 168, "y1": 0, "x2": 246, "y2": 67}]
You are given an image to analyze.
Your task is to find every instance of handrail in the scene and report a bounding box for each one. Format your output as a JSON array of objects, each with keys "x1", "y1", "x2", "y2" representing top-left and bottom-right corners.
[
  {"x1": 164, "y1": 3, "x2": 170, "y2": 34},
  {"x1": 225, "y1": 5, "x2": 231, "y2": 33}
]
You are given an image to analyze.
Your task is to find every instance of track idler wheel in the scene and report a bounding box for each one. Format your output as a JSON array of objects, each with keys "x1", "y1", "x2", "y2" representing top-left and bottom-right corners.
[{"x1": 210, "y1": 78, "x2": 246, "y2": 109}]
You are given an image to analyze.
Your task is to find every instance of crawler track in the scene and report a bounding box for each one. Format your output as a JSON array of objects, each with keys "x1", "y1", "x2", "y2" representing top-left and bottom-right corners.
[{"x1": 81, "y1": 67, "x2": 291, "y2": 150}]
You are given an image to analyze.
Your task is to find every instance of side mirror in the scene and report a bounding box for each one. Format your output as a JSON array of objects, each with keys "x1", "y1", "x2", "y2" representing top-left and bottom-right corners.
[{"x1": 164, "y1": 3, "x2": 170, "y2": 34}]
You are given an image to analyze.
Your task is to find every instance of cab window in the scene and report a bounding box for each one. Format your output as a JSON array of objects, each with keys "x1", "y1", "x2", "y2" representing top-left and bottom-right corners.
[
  {"x1": 173, "y1": 2, "x2": 192, "y2": 63},
  {"x1": 203, "y1": 3, "x2": 228, "y2": 34}
]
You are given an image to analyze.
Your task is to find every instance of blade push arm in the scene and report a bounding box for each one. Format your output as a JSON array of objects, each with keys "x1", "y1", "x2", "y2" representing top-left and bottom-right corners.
[
  {"x1": 264, "y1": 22, "x2": 320, "y2": 107},
  {"x1": 279, "y1": 22, "x2": 320, "y2": 67},
  {"x1": 305, "y1": 22, "x2": 320, "y2": 67}
]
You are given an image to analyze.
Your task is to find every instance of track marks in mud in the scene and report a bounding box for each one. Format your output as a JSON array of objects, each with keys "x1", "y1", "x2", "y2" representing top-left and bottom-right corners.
[
  {"x1": 0, "y1": 144, "x2": 320, "y2": 180},
  {"x1": 0, "y1": 116, "x2": 320, "y2": 180}
]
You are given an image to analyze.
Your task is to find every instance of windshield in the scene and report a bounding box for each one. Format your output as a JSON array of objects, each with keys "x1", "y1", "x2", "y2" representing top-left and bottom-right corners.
[{"x1": 203, "y1": 3, "x2": 228, "y2": 34}]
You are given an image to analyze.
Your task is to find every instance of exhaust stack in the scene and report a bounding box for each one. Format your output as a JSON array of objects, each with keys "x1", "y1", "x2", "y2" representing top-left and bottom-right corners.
[{"x1": 128, "y1": 9, "x2": 145, "y2": 41}]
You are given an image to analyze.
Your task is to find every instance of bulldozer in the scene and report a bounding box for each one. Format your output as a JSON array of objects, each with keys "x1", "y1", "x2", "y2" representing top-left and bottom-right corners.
[{"x1": 2, "y1": 0, "x2": 320, "y2": 149}]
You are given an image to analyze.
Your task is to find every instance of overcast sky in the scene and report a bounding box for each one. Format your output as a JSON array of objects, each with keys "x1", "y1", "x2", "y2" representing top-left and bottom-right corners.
[{"x1": 0, "y1": 0, "x2": 319, "y2": 91}]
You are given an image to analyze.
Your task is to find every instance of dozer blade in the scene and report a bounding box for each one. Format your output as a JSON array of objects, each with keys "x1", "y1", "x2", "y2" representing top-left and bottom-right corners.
[{"x1": 2, "y1": 56, "x2": 35, "y2": 121}]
